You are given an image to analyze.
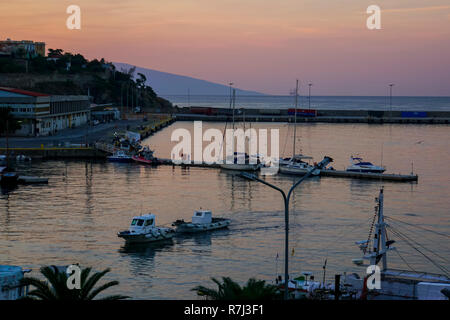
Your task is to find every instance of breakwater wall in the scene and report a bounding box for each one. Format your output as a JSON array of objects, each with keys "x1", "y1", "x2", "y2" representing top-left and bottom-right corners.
[{"x1": 174, "y1": 108, "x2": 450, "y2": 124}]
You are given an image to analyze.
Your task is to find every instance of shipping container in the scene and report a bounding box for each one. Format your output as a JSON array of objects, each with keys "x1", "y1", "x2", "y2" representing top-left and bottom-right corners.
[
  {"x1": 401, "y1": 111, "x2": 428, "y2": 118},
  {"x1": 287, "y1": 108, "x2": 317, "y2": 117}
]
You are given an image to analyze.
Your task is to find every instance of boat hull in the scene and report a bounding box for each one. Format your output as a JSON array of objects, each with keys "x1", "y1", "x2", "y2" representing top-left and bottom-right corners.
[
  {"x1": 132, "y1": 156, "x2": 161, "y2": 165},
  {"x1": 108, "y1": 157, "x2": 133, "y2": 163},
  {"x1": 278, "y1": 166, "x2": 320, "y2": 176},
  {"x1": 175, "y1": 218, "x2": 231, "y2": 233},
  {"x1": 346, "y1": 168, "x2": 385, "y2": 173},
  {"x1": 219, "y1": 164, "x2": 260, "y2": 171},
  {"x1": 118, "y1": 230, "x2": 175, "y2": 244}
]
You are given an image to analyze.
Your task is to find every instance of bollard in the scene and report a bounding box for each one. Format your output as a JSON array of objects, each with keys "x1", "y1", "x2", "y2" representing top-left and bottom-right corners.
[{"x1": 334, "y1": 274, "x2": 341, "y2": 300}]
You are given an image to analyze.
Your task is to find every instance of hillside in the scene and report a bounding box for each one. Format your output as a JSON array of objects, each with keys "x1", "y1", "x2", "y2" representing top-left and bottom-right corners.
[
  {"x1": 114, "y1": 62, "x2": 265, "y2": 96},
  {"x1": 0, "y1": 50, "x2": 174, "y2": 112}
]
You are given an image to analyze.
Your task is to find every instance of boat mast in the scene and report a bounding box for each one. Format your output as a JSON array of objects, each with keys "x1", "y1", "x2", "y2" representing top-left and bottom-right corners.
[
  {"x1": 292, "y1": 80, "x2": 299, "y2": 158},
  {"x1": 371, "y1": 188, "x2": 388, "y2": 271},
  {"x1": 232, "y1": 89, "x2": 236, "y2": 131}
]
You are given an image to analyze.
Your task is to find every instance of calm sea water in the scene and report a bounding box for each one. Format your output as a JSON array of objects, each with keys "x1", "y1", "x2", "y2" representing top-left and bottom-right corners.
[
  {"x1": 163, "y1": 95, "x2": 450, "y2": 111},
  {"x1": 1, "y1": 122, "x2": 449, "y2": 299}
]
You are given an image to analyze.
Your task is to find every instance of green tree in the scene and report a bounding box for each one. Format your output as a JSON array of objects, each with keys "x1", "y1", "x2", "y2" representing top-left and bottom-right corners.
[
  {"x1": 20, "y1": 265, "x2": 129, "y2": 300},
  {"x1": 192, "y1": 277, "x2": 281, "y2": 300},
  {"x1": 0, "y1": 108, "x2": 21, "y2": 136}
]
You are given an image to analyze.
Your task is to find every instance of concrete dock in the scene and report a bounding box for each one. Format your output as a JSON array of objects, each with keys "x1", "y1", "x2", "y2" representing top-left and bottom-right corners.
[{"x1": 158, "y1": 159, "x2": 418, "y2": 182}]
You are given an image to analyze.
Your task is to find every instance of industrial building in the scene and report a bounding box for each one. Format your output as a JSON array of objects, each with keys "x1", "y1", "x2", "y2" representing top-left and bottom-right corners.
[{"x1": 0, "y1": 87, "x2": 89, "y2": 136}]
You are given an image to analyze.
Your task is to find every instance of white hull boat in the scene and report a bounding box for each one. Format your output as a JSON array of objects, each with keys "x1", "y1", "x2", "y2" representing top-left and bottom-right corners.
[
  {"x1": 173, "y1": 210, "x2": 231, "y2": 233},
  {"x1": 118, "y1": 214, "x2": 175, "y2": 244},
  {"x1": 220, "y1": 152, "x2": 260, "y2": 171},
  {"x1": 346, "y1": 156, "x2": 385, "y2": 173},
  {"x1": 277, "y1": 154, "x2": 320, "y2": 176}
]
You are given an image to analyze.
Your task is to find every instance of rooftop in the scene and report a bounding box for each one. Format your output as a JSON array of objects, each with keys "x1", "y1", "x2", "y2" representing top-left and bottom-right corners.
[{"x1": 0, "y1": 87, "x2": 49, "y2": 97}]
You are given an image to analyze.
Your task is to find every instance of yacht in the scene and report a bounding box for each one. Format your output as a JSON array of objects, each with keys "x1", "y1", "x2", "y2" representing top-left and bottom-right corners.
[
  {"x1": 346, "y1": 156, "x2": 385, "y2": 173},
  {"x1": 278, "y1": 154, "x2": 320, "y2": 176},
  {"x1": 220, "y1": 152, "x2": 260, "y2": 171},
  {"x1": 172, "y1": 210, "x2": 231, "y2": 233},
  {"x1": 118, "y1": 214, "x2": 175, "y2": 244}
]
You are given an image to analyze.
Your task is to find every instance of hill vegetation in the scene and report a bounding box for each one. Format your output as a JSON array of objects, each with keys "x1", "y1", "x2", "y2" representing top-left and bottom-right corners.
[{"x1": 0, "y1": 49, "x2": 174, "y2": 112}]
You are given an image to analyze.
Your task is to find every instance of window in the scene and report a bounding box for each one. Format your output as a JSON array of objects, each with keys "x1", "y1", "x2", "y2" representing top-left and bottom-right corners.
[
  {"x1": 144, "y1": 219, "x2": 153, "y2": 226},
  {"x1": 136, "y1": 219, "x2": 144, "y2": 226},
  {"x1": 131, "y1": 219, "x2": 138, "y2": 226},
  {"x1": 196, "y1": 212, "x2": 203, "y2": 217}
]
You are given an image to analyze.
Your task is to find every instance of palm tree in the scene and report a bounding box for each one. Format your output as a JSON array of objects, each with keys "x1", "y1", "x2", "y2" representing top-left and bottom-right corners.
[
  {"x1": 20, "y1": 265, "x2": 129, "y2": 300},
  {"x1": 192, "y1": 277, "x2": 281, "y2": 300}
]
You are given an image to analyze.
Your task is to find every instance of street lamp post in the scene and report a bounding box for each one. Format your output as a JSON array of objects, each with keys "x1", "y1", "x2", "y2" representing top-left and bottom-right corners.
[
  {"x1": 308, "y1": 83, "x2": 313, "y2": 109},
  {"x1": 389, "y1": 84, "x2": 394, "y2": 120},
  {"x1": 239, "y1": 156, "x2": 333, "y2": 300}
]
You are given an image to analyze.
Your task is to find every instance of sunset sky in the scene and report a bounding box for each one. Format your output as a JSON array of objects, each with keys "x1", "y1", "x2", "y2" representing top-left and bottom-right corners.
[{"x1": 1, "y1": 0, "x2": 450, "y2": 95}]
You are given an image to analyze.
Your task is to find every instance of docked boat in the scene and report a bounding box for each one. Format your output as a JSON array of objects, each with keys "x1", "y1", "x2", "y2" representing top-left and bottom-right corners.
[
  {"x1": 220, "y1": 152, "x2": 260, "y2": 171},
  {"x1": 118, "y1": 214, "x2": 175, "y2": 244},
  {"x1": 107, "y1": 150, "x2": 133, "y2": 163},
  {"x1": 346, "y1": 156, "x2": 385, "y2": 173},
  {"x1": 132, "y1": 146, "x2": 160, "y2": 165},
  {"x1": 278, "y1": 154, "x2": 320, "y2": 176},
  {"x1": 172, "y1": 210, "x2": 231, "y2": 233},
  {"x1": 343, "y1": 189, "x2": 450, "y2": 300}
]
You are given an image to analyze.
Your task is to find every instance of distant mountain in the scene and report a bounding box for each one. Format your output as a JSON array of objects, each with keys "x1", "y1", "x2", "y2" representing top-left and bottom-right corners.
[{"x1": 114, "y1": 62, "x2": 264, "y2": 96}]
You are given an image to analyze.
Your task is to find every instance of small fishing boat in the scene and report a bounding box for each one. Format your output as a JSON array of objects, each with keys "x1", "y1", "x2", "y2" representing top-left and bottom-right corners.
[
  {"x1": 132, "y1": 146, "x2": 160, "y2": 165},
  {"x1": 346, "y1": 156, "x2": 385, "y2": 173},
  {"x1": 107, "y1": 150, "x2": 133, "y2": 163},
  {"x1": 118, "y1": 214, "x2": 175, "y2": 244},
  {"x1": 220, "y1": 152, "x2": 260, "y2": 171},
  {"x1": 172, "y1": 210, "x2": 231, "y2": 233}
]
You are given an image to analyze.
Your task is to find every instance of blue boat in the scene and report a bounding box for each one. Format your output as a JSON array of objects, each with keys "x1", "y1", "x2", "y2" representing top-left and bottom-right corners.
[{"x1": 107, "y1": 150, "x2": 133, "y2": 163}]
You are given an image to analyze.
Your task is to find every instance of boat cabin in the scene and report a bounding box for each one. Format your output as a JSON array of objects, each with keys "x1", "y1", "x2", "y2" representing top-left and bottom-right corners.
[
  {"x1": 192, "y1": 210, "x2": 212, "y2": 224},
  {"x1": 129, "y1": 214, "x2": 156, "y2": 233}
]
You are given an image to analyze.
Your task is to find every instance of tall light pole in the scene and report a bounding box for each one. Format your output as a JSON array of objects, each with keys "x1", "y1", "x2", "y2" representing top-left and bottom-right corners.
[
  {"x1": 389, "y1": 84, "x2": 394, "y2": 120},
  {"x1": 239, "y1": 156, "x2": 333, "y2": 300},
  {"x1": 308, "y1": 83, "x2": 313, "y2": 109},
  {"x1": 293, "y1": 80, "x2": 299, "y2": 158}
]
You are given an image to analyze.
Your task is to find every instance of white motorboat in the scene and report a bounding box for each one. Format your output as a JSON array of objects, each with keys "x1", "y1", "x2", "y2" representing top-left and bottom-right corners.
[
  {"x1": 172, "y1": 210, "x2": 231, "y2": 233},
  {"x1": 117, "y1": 214, "x2": 175, "y2": 244},
  {"x1": 346, "y1": 156, "x2": 385, "y2": 173},
  {"x1": 107, "y1": 150, "x2": 133, "y2": 163}
]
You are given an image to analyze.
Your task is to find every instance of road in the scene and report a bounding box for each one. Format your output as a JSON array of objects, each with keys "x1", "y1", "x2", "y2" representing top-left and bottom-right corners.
[{"x1": 0, "y1": 119, "x2": 149, "y2": 148}]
